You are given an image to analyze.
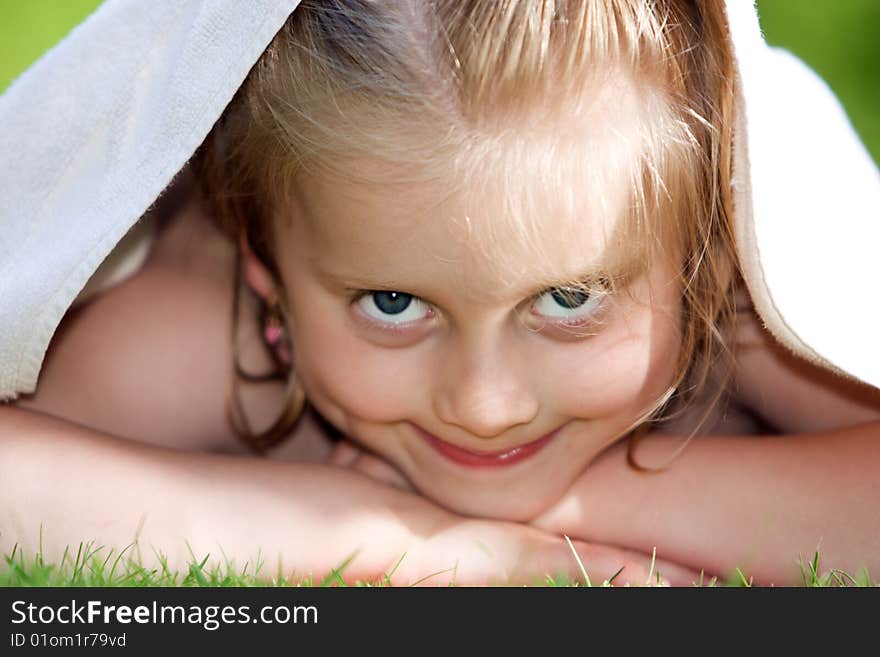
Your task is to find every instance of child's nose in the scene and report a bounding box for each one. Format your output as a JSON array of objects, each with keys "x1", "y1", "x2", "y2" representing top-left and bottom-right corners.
[{"x1": 431, "y1": 339, "x2": 540, "y2": 440}]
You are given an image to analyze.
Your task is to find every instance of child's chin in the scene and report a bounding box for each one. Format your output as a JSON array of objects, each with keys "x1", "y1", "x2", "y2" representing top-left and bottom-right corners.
[{"x1": 424, "y1": 483, "x2": 559, "y2": 523}]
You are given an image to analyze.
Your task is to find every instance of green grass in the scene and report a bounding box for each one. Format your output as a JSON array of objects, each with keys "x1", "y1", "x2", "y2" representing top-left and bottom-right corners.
[
  {"x1": 757, "y1": 0, "x2": 880, "y2": 165},
  {"x1": 1, "y1": 536, "x2": 874, "y2": 587},
  {"x1": 1, "y1": 537, "x2": 326, "y2": 588},
  {"x1": 0, "y1": 0, "x2": 103, "y2": 92}
]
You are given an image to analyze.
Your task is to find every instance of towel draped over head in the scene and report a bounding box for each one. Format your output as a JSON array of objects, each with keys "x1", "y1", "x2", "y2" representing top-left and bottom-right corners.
[{"x1": 0, "y1": 0, "x2": 878, "y2": 400}]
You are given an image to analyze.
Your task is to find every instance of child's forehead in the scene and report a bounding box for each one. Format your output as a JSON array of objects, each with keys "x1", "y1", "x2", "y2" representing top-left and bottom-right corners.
[
  {"x1": 286, "y1": 143, "x2": 648, "y2": 300},
  {"x1": 278, "y1": 70, "x2": 665, "y2": 295}
]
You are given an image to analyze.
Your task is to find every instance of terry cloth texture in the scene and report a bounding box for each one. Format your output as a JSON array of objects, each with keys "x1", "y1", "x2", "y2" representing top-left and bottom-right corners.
[
  {"x1": 0, "y1": 0, "x2": 302, "y2": 400},
  {"x1": 0, "y1": 0, "x2": 878, "y2": 400}
]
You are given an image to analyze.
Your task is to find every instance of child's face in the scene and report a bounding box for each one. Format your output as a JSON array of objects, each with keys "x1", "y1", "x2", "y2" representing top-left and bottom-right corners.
[{"x1": 266, "y1": 106, "x2": 683, "y2": 521}]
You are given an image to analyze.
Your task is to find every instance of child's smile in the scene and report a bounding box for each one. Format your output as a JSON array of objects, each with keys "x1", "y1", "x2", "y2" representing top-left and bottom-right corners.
[{"x1": 412, "y1": 422, "x2": 562, "y2": 468}]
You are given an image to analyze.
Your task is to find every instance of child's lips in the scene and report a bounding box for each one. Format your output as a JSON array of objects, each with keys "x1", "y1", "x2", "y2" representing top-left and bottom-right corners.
[{"x1": 413, "y1": 424, "x2": 561, "y2": 468}]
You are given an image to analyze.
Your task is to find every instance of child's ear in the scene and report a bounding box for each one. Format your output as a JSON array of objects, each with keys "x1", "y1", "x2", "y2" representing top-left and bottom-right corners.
[{"x1": 239, "y1": 230, "x2": 275, "y2": 300}]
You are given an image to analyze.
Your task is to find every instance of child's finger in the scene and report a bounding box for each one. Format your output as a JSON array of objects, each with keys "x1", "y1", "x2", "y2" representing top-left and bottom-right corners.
[
  {"x1": 543, "y1": 540, "x2": 659, "y2": 586},
  {"x1": 326, "y1": 439, "x2": 362, "y2": 468},
  {"x1": 599, "y1": 545, "x2": 706, "y2": 587},
  {"x1": 327, "y1": 439, "x2": 414, "y2": 491},
  {"x1": 547, "y1": 541, "x2": 706, "y2": 587},
  {"x1": 349, "y1": 451, "x2": 414, "y2": 492},
  {"x1": 396, "y1": 520, "x2": 690, "y2": 587},
  {"x1": 642, "y1": 556, "x2": 707, "y2": 587}
]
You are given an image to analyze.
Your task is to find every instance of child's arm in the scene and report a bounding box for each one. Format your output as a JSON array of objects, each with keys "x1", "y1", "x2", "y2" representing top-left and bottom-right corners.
[
  {"x1": 530, "y1": 424, "x2": 880, "y2": 584},
  {"x1": 529, "y1": 295, "x2": 880, "y2": 584},
  {"x1": 0, "y1": 405, "x2": 679, "y2": 585}
]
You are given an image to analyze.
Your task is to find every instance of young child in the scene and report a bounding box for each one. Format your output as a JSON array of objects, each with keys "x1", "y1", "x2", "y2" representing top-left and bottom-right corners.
[{"x1": 1, "y1": 0, "x2": 878, "y2": 586}]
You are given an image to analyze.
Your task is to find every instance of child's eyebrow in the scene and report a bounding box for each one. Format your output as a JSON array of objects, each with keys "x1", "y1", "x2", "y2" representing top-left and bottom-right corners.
[
  {"x1": 316, "y1": 250, "x2": 647, "y2": 300},
  {"x1": 517, "y1": 253, "x2": 647, "y2": 298},
  {"x1": 312, "y1": 261, "x2": 409, "y2": 291}
]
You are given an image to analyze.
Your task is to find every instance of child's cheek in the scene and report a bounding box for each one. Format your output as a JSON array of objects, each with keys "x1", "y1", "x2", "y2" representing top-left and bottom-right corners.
[
  {"x1": 548, "y1": 310, "x2": 681, "y2": 420},
  {"x1": 289, "y1": 318, "x2": 427, "y2": 424}
]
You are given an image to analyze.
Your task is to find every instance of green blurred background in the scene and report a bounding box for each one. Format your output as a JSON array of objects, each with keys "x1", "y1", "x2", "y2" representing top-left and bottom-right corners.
[{"x1": 0, "y1": 0, "x2": 877, "y2": 163}]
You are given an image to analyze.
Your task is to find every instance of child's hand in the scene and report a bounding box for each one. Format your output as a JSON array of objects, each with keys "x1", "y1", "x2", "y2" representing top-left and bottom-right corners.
[
  {"x1": 394, "y1": 519, "x2": 689, "y2": 586},
  {"x1": 327, "y1": 439, "x2": 414, "y2": 491},
  {"x1": 325, "y1": 440, "x2": 699, "y2": 585}
]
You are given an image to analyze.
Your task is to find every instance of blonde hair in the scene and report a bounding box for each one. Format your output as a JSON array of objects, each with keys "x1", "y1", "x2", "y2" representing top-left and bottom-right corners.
[{"x1": 193, "y1": 0, "x2": 739, "y2": 454}]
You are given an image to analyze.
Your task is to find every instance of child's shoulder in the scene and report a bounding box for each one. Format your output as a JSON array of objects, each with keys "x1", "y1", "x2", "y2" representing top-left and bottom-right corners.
[
  {"x1": 654, "y1": 287, "x2": 880, "y2": 438},
  {"x1": 731, "y1": 290, "x2": 880, "y2": 435},
  {"x1": 13, "y1": 193, "x2": 259, "y2": 453}
]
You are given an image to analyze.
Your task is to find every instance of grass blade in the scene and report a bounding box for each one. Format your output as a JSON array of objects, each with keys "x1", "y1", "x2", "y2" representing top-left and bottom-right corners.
[{"x1": 564, "y1": 535, "x2": 591, "y2": 587}]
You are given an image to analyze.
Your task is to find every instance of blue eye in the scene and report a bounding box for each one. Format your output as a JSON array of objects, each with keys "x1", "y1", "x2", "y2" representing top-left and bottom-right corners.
[
  {"x1": 550, "y1": 288, "x2": 590, "y2": 309},
  {"x1": 532, "y1": 287, "x2": 602, "y2": 322},
  {"x1": 373, "y1": 291, "x2": 412, "y2": 314},
  {"x1": 356, "y1": 291, "x2": 431, "y2": 324}
]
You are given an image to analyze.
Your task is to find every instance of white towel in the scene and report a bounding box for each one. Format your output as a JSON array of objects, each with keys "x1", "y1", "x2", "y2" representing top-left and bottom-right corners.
[
  {"x1": 0, "y1": 0, "x2": 878, "y2": 400},
  {"x1": 726, "y1": 2, "x2": 880, "y2": 388}
]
